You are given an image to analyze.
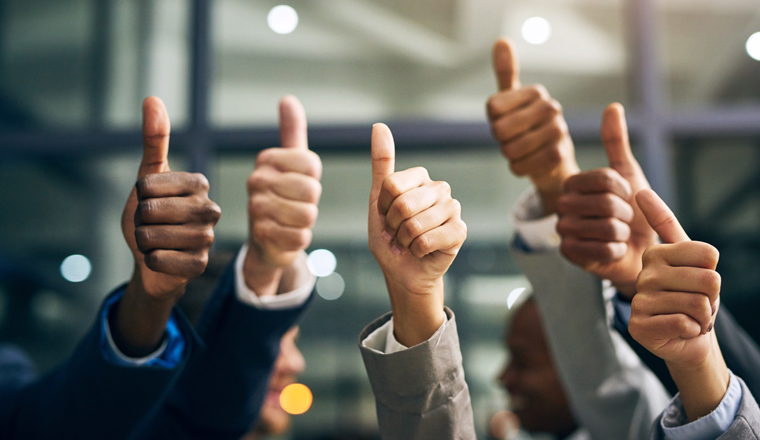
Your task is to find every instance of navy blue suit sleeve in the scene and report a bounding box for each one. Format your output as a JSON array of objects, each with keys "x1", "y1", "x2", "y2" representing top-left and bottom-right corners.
[
  {"x1": 132, "y1": 261, "x2": 315, "y2": 440},
  {"x1": 0, "y1": 287, "x2": 198, "y2": 440}
]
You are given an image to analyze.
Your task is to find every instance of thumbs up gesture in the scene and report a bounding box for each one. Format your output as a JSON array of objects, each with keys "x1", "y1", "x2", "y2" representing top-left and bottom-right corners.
[
  {"x1": 243, "y1": 96, "x2": 322, "y2": 296},
  {"x1": 487, "y1": 38, "x2": 579, "y2": 214},
  {"x1": 118, "y1": 97, "x2": 221, "y2": 355},
  {"x1": 629, "y1": 189, "x2": 727, "y2": 421},
  {"x1": 368, "y1": 124, "x2": 467, "y2": 347},
  {"x1": 557, "y1": 104, "x2": 658, "y2": 297}
]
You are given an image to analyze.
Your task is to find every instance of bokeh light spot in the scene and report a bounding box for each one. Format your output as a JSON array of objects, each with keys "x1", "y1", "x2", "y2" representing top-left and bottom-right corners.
[
  {"x1": 521, "y1": 17, "x2": 551, "y2": 45},
  {"x1": 268, "y1": 5, "x2": 298, "y2": 35},
  {"x1": 746, "y1": 32, "x2": 760, "y2": 61},
  {"x1": 60, "y1": 254, "x2": 91, "y2": 282},
  {"x1": 316, "y1": 272, "x2": 345, "y2": 300},
  {"x1": 307, "y1": 249, "x2": 336, "y2": 277},
  {"x1": 280, "y1": 383, "x2": 312, "y2": 415}
]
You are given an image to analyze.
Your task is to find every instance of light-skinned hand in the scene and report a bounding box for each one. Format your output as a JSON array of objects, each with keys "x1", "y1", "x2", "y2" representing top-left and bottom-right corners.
[
  {"x1": 629, "y1": 188, "x2": 728, "y2": 422},
  {"x1": 368, "y1": 124, "x2": 467, "y2": 347},
  {"x1": 486, "y1": 38, "x2": 579, "y2": 214},
  {"x1": 244, "y1": 96, "x2": 322, "y2": 297}
]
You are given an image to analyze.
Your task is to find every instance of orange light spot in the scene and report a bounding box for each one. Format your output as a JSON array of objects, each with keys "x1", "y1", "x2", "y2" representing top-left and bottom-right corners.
[{"x1": 279, "y1": 383, "x2": 313, "y2": 415}]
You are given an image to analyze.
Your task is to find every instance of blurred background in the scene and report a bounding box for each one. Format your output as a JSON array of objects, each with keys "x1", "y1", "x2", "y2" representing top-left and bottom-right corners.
[{"x1": 2, "y1": 0, "x2": 760, "y2": 438}]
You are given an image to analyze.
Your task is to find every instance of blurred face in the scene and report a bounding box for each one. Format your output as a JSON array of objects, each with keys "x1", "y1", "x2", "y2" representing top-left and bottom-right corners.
[
  {"x1": 498, "y1": 300, "x2": 577, "y2": 437},
  {"x1": 249, "y1": 326, "x2": 305, "y2": 437}
]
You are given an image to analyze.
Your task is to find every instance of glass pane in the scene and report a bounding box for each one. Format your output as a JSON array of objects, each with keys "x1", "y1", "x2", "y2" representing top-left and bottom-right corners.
[
  {"x1": 211, "y1": 0, "x2": 629, "y2": 127},
  {"x1": 0, "y1": 0, "x2": 191, "y2": 130},
  {"x1": 659, "y1": 0, "x2": 760, "y2": 108}
]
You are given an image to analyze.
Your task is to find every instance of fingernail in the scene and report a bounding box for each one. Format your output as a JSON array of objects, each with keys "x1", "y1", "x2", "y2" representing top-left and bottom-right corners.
[
  {"x1": 391, "y1": 245, "x2": 401, "y2": 255},
  {"x1": 707, "y1": 323, "x2": 713, "y2": 333},
  {"x1": 711, "y1": 303, "x2": 717, "y2": 316},
  {"x1": 382, "y1": 230, "x2": 392, "y2": 242}
]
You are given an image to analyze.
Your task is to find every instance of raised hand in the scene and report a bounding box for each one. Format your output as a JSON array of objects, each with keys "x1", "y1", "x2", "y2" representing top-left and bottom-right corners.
[
  {"x1": 118, "y1": 96, "x2": 221, "y2": 355},
  {"x1": 244, "y1": 96, "x2": 322, "y2": 296},
  {"x1": 629, "y1": 189, "x2": 727, "y2": 421},
  {"x1": 486, "y1": 38, "x2": 579, "y2": 214},
  {"x1": 368, "y1": 124, "x2": 467, "y2": 347},
  {"x1": 557, "y1": 104, "x2": 658, "y2": 297}
]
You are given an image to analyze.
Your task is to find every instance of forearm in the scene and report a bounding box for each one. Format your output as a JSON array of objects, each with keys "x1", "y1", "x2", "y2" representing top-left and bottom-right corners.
[
  {"x1": 242, "y1": 243, "x2": 284, "y2": 297},
  {"x1": 386, "y1": 276, "x2": 445, "y2": 348},
  {"x1": 115, "y1": 273, "x2": 179, "y2": 357},
  {"x1": 531, "y1": 160, "x2": 579, "y2": 215},
  {"x1": 667, "y1": 334, "x2": 730, "y2": 422}
]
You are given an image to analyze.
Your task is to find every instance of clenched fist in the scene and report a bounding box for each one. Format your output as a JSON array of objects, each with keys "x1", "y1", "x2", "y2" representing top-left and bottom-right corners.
[
  {"x1": 557, "y1": 104, "x2": 657, "y2": 297},
  {"x1": 244, "y1": 96, "x2": 322, "y2": 296},
  {"x1": 118, "y1": 96, "x2": 221, "y2": 355},
  {"x1": 629, "y1": 189, "x2": 728, "y2": 422},
  {"x1": 486, "y1": 38, "x2": 579, "y2": 214},
  {"x1": 368, "y1": 123, "x2": 467, "y2": 347}
]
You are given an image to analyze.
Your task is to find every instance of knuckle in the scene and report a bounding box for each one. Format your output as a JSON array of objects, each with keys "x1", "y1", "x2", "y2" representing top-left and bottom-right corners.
[
  {"x1": 437, "y1": 180, "x2": 451, "y2": 195},
  {"x1": 402, "y1": 217, "x2": 423, "y2": 239},
  {"x1": 415, "y1": 234, "x2": 433, "y2": 255},
  {"x1": 550, "y1": 98, "x2": 563, "y2": 114},
  {"x1": 527, "y1": 84, "x2": 546, "y2": 100},
  {"x1": 303, "y1": 204, "x2": 319, "y2": 226},
  {"x1": 702, "y1": 270, "x2": 721, "y2": 294},
  {"x1": 449, "y1": 198, "x2": 462, "y2": 215},
  {"x1": 294, "y1": 229, "x2": 312, "y2": 249},
  {"x1": 144, "y1": 251, "x2": 163, "y2": 270},
  {"x1": 256, "y1": 148, "x2": 274, "y2": 164},
  {"x1": 393, "y1": 197, "x2": 414, "y2": 219},
  {"x1": 305, "y1": 181, "x2": 322, "y2": 203},
  {"x1": 305, "y1": 151, "x2": 323, "y2": 178},
  {"x1": 542, "y1": 99, "x2": 560, "y2": 118},
  {"x1": 196, "y1": 227, "x2": 215, "y2": 248},
  {"x1": 135, "y1": 176, "x2": 151, "y2": 197},
  {"x1": 192, "y1": 173, "x2": 210, "y2": 193},
  {"x1": 136, "y1": 199, "x2": 157, "y2": 222},
  {"x1": 189, "y1": 253, "x2": 208, "y2": 275}
]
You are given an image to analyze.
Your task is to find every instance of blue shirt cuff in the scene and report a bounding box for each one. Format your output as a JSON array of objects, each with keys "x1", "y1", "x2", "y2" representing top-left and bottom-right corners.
[
  {"x1": 612, "y1": 291, "x2": 632, "y2": 334},
  {"x1": 662, "y1": 370, "x2": 743, "y2": 440},
  {"x1": 99, "y1": 287, "x2": 186, "y2": 369}
]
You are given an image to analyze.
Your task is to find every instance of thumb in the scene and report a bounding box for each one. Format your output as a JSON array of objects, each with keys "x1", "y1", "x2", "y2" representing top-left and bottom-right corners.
[
  {"x1": 601, "y1": 103, "x2": 641, "y2": 181},
  {"x1": 493, "y1": 38, "x2": 520, "y2": 91},
  {"x1": 279, "y1": 95, "x2": 308, "y2": 150},
  {"x1": 636, "y1": 189, "x2": 690, "y2": 244},
  {"x1": 370, "y1": 123, "x2": 395, "y2": 202},
  {"x1": 139, "y1": 96, "x2": 171, "y2": 179}
]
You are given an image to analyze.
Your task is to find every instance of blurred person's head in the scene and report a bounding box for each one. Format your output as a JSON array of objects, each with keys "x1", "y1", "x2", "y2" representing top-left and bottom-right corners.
[
  {"x1": 245, "y1": 326, "x2": 306, "y2": 438},
  {"x1": 498, "y1": 297, "x2": 577, "y2": 437}
]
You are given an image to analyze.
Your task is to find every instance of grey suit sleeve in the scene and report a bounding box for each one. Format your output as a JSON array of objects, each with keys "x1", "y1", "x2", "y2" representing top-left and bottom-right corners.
[
  {"x1": 358, "y1": 308, "x2": 476, "y2": 440},
  {"x1": 649, "y1": 376, "x2": 760, "y2": 439},
  {"x1": 513, "y1": 246, "x2": 671, "y2": 440}
]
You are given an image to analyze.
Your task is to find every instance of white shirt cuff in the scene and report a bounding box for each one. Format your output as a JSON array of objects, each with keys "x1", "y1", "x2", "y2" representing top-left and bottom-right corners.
[
  {"x1": 361, "y1": 316, "x2": 448, "y2": 354},
  {"x1": 104, "y1": 316, "x2": 169, "y2": 366},
  {"x1": 511, "y1": 187, "x2": 560, "y2": 251},
  {"x1": 234, "y1": 244, "x2": 316, "y2": 310}
]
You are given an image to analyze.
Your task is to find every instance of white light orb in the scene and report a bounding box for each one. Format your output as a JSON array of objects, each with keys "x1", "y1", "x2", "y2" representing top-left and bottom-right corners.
[
  {"x1": 746, "y1": 32, "x2": 760, "y2": 61},
  {"x1": 507, "y1": 287, "x2": 526, "y2": 309},
  {"x1": 307, "y1": 249, "x2": 337, "y2": 277},
  {"x1": 268, "y1": 5, "x2": 298, "y2": 35},
  {"x1": 60, "y1": 254, "x2": 91, "y2": 282},
  {"x1": 521, "y1": 17, "x2": 551, "y2": 45},
  {"x1": 316, "y1": 272, "x2": 345, "y2": 300}
]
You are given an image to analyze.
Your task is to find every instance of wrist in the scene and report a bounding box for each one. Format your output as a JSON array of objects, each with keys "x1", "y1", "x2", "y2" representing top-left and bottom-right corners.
[
  {"x1": 386, "y1": 277, "x2": 446, "y2": 348},
  {"x1": 666, "y1": 333, "x2": 730, "y2": 421},
  {"x1": 114, "y1": 276, "x2": 178, "y2": 357},
  {"x1": 243, "y1": 243, "x2": 285, "y2": 297},
  {"x1": 532, "y1": 163, "x2": 580, "y2": 215},
  {"x1": 613, "y1": 280, "x2": 637, "y2": 300}
]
